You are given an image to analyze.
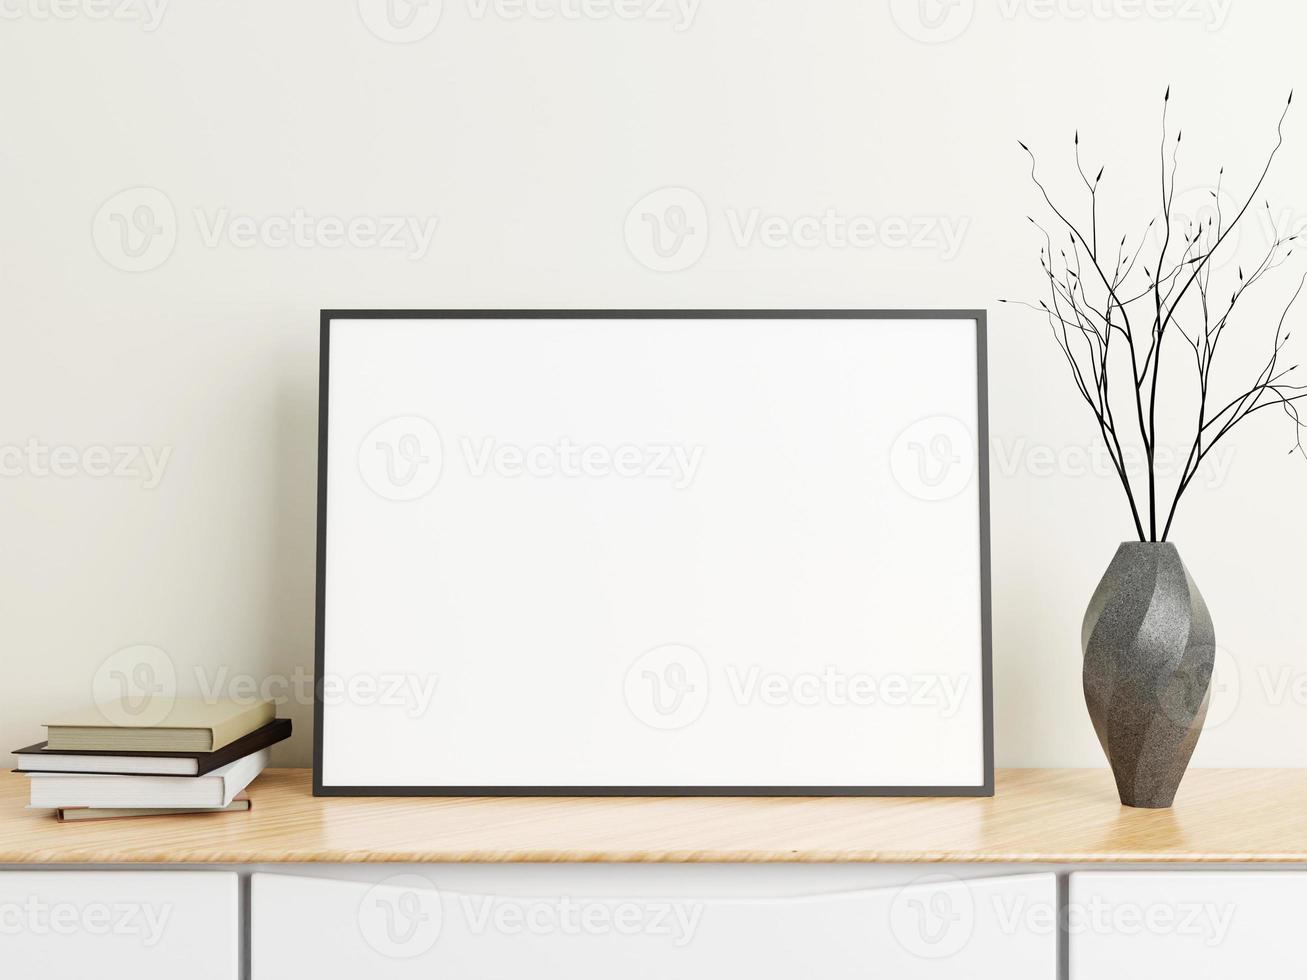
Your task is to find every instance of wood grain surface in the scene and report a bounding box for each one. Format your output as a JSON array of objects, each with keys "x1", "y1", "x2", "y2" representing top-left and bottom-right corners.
[{"x1": 2, "y1": 768, "x2": 1304, "y2": 864}]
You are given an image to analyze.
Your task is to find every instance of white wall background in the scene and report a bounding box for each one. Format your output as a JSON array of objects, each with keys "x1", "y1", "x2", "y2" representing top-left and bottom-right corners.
[{"x1": 2, "y1": 0, "x2": 1305, "y2": 770}]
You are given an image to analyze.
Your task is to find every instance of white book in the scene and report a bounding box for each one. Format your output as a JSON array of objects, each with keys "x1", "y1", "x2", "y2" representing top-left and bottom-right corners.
[
  {"x1": 19, "y1": 751, "x2": 198, "y2": 776},
  {"x1": 27, "y1": 748, "x2": 268, "y2": 809}
]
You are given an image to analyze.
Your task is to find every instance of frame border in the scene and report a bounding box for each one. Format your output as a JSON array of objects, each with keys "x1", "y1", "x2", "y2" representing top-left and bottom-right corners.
[{"x1": 314, "y1": 309, "x2": 993, "y2": 798}]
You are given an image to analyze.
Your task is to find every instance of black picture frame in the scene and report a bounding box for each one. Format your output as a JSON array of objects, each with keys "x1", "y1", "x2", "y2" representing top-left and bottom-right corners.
[{"x1": 314, "y1": 309, "x2": 993, "y2": 797}]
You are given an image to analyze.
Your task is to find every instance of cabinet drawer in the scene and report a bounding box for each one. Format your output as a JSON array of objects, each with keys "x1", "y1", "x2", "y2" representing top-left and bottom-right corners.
[
  {"x1": 0, "y1": 871, "x2": 237, "y2": 980},
  {"x1": 253, "y1": 869, "x2": 1055, "y2": 978},
  {"x1": 1070, "y1": 871, "x2": 1306, "y2": 978}
]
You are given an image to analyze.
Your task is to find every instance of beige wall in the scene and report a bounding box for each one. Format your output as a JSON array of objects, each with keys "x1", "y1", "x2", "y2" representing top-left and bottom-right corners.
[{"x1": 2, "y1": 0, "x2": 1304, "y2": 769}]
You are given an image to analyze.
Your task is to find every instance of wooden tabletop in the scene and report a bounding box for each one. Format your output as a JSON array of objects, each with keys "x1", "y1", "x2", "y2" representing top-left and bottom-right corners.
[{"x1": 2, "y1": 768, "x2": 1306, "y2": 864}]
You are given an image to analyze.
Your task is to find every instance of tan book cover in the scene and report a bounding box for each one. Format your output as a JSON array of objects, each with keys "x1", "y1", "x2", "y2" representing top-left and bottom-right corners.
[
  {"x1": 55, "y1": 795, "x2": 252, "y2": 822},
  {"x1": 45, "y1": 699, "x2": 276, "y2": 752}
]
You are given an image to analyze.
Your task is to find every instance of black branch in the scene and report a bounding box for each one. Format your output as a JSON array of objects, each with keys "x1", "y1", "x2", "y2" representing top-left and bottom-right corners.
[{"x1": 1005, "y1": 90, "x2": 1304, "y2": 542}]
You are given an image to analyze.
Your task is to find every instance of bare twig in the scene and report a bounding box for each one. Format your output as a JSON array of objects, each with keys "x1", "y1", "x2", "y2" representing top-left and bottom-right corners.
[{"x1": 1014, "y1": 91, "x2": 1302, "y2": 542}]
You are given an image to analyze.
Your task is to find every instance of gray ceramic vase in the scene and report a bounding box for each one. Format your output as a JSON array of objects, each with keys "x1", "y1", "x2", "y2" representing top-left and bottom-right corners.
[{"x1": 1082, "y1": 542, "x2": 1215, "y2": 808}]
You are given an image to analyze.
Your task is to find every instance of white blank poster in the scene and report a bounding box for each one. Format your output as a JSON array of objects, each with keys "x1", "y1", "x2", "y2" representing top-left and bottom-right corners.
[{"x1": 318, "y1": 313, "x2": 989, "y2": 793}]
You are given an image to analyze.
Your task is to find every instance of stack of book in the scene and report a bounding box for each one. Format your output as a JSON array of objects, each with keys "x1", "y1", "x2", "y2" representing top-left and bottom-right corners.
[{"x1": 12, "y1": 699, "x2": 289, "y2": 821}]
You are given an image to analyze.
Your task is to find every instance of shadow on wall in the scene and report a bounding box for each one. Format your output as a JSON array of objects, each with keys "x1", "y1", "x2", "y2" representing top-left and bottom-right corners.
[{"x1": 265, "y1": 342, "x2": 320, "y2": 767}]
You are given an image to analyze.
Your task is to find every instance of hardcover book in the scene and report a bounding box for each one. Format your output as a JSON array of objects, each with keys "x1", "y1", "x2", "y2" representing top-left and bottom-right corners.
[
  {"x1": 55, "y1": 795, "x2": 253, "y2": 821},
  {"x1": 44, "y1": 699, "x2": 275, "y2": 752},
  {"x1": 27, "y1": 748, "x2": 269, "y2": 809},
  {"x1": 14, "y1": 718, "x2": 291, "y2": 776}
]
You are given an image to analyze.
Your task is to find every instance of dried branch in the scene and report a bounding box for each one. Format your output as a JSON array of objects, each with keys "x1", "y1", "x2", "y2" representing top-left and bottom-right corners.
[{"x1": 1011, "y1": 90, "x2": 1303, "y2": 542}]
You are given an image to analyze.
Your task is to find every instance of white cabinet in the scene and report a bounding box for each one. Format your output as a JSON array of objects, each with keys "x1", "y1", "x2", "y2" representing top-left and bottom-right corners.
[
  {"x1": 1070, "y1": 871, "x2": 1307, "y2": 978},
  {"x1": 252, "y1": 869, "x2": 1056, "y2": 978},
  {"x1": 0, "y1": 871, "x2": 238, "y2": 980},
  {"x1": 20, "y1": 864, "x2": 1307, "y2": 976}
]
